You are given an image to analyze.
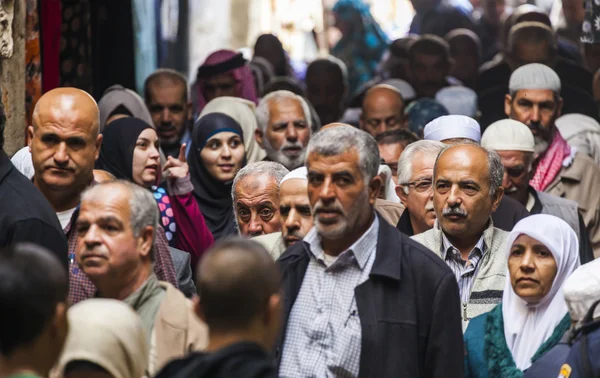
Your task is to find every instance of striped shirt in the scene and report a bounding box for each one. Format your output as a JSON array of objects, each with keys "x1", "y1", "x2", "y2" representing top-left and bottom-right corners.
[
  {"x1": 441, "y1": 233, "x2": 486, "y2": 303},
  {"x1": 279, "y1": 216, "x2": 379, "y2": 378}
]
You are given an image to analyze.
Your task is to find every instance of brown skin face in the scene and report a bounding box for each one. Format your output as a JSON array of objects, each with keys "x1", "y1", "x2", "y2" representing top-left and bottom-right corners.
[
  {"x1": 507, "y1": 42, "x2": 554, "y2": 70},
  {"x1": 28, "y1": 88, "x2": 102, "y2": 212},
  {"x1": 378, "y1": 142, "x2": 406, "y2": 184},
  {"x1": 306, "y1": 72, "x2": 346, "y2": 125},
  {"x1": 75, "y1": 185, "x2": 154, "y2": 300},
  {"x1": 508, "y1": 234, "x2": 558, "y2": 303},
  {"x1": 234, "y1": 175, "x2": 281, "y2": 237},
  {"x1": 146, "y1": 79, "x2": 192, "y2": 146},
  {"x1": 306, "y1": 149, "x2": 382, "y2": 256},
  {"x1": 449, "y1": 38, "x2": 479, "y2": 88},
  {"x1": 505, "y1": 89, "x2": 562, "y2": 152},
  {"x1": 203, "y1": 73, "x2": 239, "y2": 102},
  {"x1": 255, "y1": 97, "x2": 310, "y2": 170},
  {"x1": 433, "y1": 145, "x2": 504, "y2": 255},
  {"x1": 279, "y1": 178, "x2": 313, "y2": 247},
  {"x1": 360, "y1": 87, "x2": 405, "y2": 137},
  {"x1": 496, "y1": 150, "x2": 533, "y2": 205},
  {"x1": 481, "y1": 0, "x2": 505, "y2": 25},
  {"x1": 408, "y1": 53, "x2": 450, "y2": 98},
  {"x1": 397, "y1": 151, "x2": 437, "y2": 234}
]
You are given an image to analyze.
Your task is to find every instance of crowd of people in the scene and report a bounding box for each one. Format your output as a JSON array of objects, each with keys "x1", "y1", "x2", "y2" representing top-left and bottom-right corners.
[{"x1": 1, "y1": 0, "x2": 600, "y2": 377}]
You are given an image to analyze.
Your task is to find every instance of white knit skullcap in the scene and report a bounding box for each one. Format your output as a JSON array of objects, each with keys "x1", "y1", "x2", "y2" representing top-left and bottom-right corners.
[
  {"x1": 509, "y1": 63, "x2": 561, "y2": 95},
  {"x1": 381, "y1": 79, "x2": 416, "y2": 101},
  {"x1": 481, "y1": 119, "x2": 535, "y2": 152},
  {"x1": 423, "y1": 115, "x2": 481, "y2": 142},
  {"x1": 435, "y1": 86, "x2": 478, "y2": 118},
  {"x1": 279, "y1": 166, "x2": 307, "y2": 186},
  {"x1": 563, "y1": 258, "x2": 600, "y2": 322}
]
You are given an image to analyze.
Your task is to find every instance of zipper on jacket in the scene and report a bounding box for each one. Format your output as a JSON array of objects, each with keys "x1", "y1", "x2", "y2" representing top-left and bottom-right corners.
[{"x1": 462, "y1": 302, "x2": 468, "y2": 322}]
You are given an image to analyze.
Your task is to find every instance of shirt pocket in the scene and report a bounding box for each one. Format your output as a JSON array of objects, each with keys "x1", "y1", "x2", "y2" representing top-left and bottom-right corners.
[{"x1": 330, "y1": 308, "x2": 362, "y2": 376}]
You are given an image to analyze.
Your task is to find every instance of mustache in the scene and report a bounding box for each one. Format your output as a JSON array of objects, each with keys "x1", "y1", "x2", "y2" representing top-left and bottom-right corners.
[
  {"x1": 79, "y1": 245, "x2": 109, "y2": 259},
  {"x1": 505, "y1": 186, "x2": 518, "y2": 194},
  {"x1": 279, "y1": 140, "x2": 303, "y2": 151},
  {"x1": 44, "y1": 163, "x2": 75, "y2": 172},
  {"x1": 313, "y1": 199, "x2": 345, "y2": 216},
  {"x1": 442, "y1": 207, "x2": 468, "y2": 217}
]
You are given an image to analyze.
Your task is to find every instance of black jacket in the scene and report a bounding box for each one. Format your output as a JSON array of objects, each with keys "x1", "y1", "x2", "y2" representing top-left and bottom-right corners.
[
  {"x1": 276, "y1": 214, "x2": 464, "y2": 378},
  {"x1": 155, "y1": 342, "x2": 276, "y2": 378},
  {"x1": 0, "y1": 151, "x2": 67, "y2": 269}
]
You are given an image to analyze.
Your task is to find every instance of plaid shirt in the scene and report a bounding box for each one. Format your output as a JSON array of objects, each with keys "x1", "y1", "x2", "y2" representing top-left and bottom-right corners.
[{"x1": 66, "y1": 209, "x2": 178, "y2": 304}]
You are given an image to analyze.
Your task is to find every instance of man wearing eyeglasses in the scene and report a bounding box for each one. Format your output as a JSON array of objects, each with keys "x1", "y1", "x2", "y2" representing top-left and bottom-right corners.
[
  {"x1": 482, "y1": 119, "x2": 595, "y2": 264},
  {"x1": 359, "y1": 84, "x2": 407, "y2": 138},
  {"x1": 396, "y1": 140, "x2": 446, "y2": 236},
  {"x1": 144, "y1": 69, "x2": 193, "y2": 158}
]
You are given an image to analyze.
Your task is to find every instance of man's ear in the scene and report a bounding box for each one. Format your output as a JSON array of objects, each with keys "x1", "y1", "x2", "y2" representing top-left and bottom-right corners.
[
  {"x1": 396, "y1": 185, "x2": 409, "y2": 207},
  {"x1": 94, "y1": 134, "x2": 103, "y2": 161},
  {"x1": 491, "y1": 186, "x2": 504, "y2": 213},
  {"x1": 137, "y1": 225, "x2": 154, "y2": 259},
  {"x1": 504, "y1": 94, "x2": 513, "y2": 118},
  {"x1": 264, "y1": 293, "x2": 282, "y2": 326},
  {"x1": 50, "y1": 301, "x2": 69, "y2": 346},
  {"x1": 255, "y1": 129, "x2": 265, "y2": 149},
  {"x1": 368, "y1": 175, "x2": 383, "y2": 205},
  {"x1": 27, "y1": 125, "x2": 34, "y2": 148}
]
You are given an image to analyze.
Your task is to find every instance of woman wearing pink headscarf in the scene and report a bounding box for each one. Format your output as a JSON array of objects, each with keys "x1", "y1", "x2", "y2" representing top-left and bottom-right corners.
[{"x1": 191, "y1": 49, "x2": 258, "y2": 115}]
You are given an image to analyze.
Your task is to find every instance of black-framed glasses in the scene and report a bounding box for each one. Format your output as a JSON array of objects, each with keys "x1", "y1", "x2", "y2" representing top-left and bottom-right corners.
[{"x1": 401, "y1": 179, "x2": 433, "y2": 192}]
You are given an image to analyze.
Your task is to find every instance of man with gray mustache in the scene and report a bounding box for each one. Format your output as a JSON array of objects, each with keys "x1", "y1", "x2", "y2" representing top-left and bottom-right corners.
[
  {"x1": 255, "y1": 90, "x2": 312, "y2": 170},
  {"x1": 412, "y1": 144, "x2": 509, "y2": 329}
]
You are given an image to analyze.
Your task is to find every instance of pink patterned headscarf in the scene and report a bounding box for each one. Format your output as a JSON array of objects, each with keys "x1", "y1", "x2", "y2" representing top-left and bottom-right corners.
[
  {"x1": 529, "y1": 131, "x2": 572, "y2": 192},
  {"x1": 193, "y1": 50, "x2": 258, "y2": 114}
]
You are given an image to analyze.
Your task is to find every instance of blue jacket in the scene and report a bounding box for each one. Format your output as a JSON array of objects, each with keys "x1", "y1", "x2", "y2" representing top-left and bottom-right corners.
[
  {"x1": 560, "y1": 327, "x2": 600, "y2": 378},
  {"x1": 464, "y1": 304, "x2": 571, "y2": 378}
]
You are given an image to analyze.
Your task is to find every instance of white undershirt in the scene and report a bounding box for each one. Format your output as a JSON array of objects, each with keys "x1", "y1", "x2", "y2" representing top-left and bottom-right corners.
[{"x1": 56, "y1": 207, "x2": 77, "y2": 230}]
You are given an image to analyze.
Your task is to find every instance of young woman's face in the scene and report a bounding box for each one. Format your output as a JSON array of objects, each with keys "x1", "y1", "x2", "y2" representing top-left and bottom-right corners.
[
  {"x1": 200, "y1": 132, "x2": 245, "y2": 182},
  {"x1": 131, "y1": 128, "x2": 161, "y2": 187}
]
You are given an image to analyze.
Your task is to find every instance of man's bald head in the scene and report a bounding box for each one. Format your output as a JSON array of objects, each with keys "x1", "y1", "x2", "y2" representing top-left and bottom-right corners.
[
  {"x1": 360, "y1": 85, "x2": 405, "y2": 137},
  {"x1": 32, "y1": 88, "x2": 100, "y2": 137},
  {"x1": 196, "y1": 238, "x2": 281, "y2": 333}
]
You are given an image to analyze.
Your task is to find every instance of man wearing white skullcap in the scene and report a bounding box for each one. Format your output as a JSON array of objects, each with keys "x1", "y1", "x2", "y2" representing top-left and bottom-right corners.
[
  {"x1": 435, "y1": 87, "x2": 478, "y2": 118},
  {"x1": 423, "y1": 115, "x2": 481, "y2": 143},
  {"x1": 252, "y1": 167, "x2": 312, "y2": 259},
  {"x1": 506, "y1": 62, "x2": 600, "y2": 258},
  {"x1": 482, "y1": 119, "x2": 595, "y2": 263}
]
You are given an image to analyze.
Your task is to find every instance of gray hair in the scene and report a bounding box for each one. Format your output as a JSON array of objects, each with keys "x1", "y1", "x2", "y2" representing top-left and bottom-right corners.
[
  {"x1": 306, "y1": 125, "x2": 380, "y2": 182},
  {"x1": 255, "y1": 90, "x2": 313, "y2": 133},
  {"x1": 433, "y1": 145, "x2": 504, "y2": 197},
  {"x1": 81, "y1": 180, "x2": 159, "y2": 260},
  {"x1": 397, "y1": 140, "x2": 445, "y2": 194},
  {"x1": 231, "y1": 161, "x2": 289, "y2": 203}
]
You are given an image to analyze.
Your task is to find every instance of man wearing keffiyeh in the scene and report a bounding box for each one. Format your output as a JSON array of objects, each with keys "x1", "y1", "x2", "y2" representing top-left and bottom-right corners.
[{"x1": 505, "y1": 63, "x2": 600, "y2": 257}]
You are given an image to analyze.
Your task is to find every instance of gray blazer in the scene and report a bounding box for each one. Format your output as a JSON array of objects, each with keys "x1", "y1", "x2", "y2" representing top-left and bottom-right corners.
[{"x1": 169, "y1": 247, "x2": 196, "y2": 298}]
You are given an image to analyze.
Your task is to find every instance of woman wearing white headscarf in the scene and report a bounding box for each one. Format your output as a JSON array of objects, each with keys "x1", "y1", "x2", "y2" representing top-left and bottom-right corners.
[
  {"x1": 464, "y1": 214, "x2": 580, "y2": 378},
  {"x1": 199, "y1": 96, "x2": 266, "y2": 164},
  {"x1": 52, "y1": 299, "x2": 148, "y2": 378}
]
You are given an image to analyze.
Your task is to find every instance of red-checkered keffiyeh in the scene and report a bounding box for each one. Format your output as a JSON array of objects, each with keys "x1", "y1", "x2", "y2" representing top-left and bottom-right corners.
[{"x1": 529, "y1": 131, "x2": 572, "y2": 192}]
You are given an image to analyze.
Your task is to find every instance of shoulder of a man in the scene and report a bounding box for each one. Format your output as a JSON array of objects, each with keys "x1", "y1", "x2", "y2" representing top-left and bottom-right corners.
[
  {"x1": 410, "y1": 228, "x2": 440, "y2": 254},
  {"x1": 6, "y1": 218, "x2": 68, "y2": 267}
]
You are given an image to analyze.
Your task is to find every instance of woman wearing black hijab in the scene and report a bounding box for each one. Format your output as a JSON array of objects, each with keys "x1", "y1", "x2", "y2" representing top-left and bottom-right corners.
[
  {"x1": 96, "y1": 117, "x2": 214, "y2": 268},
  {"x1": 188, "y1": 112, "x2": 247, "y2": 240}
]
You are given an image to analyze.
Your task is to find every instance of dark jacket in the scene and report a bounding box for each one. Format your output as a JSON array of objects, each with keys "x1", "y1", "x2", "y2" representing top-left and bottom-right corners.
[
  {"x1": 155, "y1": 342, "x2": 276, "y2": 378},
  {"x1": 0, "y1": 150, "x2": 67, "y2": 269},
  {"x1": 276, "y1": 214, "x2": 465, "y2": 378},
  {"x1": 397, "y1": 195, "x2": 528, "y2": 236}
]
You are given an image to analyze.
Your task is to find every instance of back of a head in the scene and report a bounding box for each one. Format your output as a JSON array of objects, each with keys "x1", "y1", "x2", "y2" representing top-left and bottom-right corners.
[
  {"x1": 563, "y1": 258, "x2": 600, "y2": 323},
  {"x1": 408, "y1": 35, "x2": 451, "y2": 62},
  {"x1": 197, "y1": 238, "x2": 281, "y2": 331},
  {"x1": 0, "y1": 243, "x2": 68, "y2": 357},
  {"x1": 306, "y1": 57, "x2": 348, "y2": 89},
  {"x1": 375, "y1": 129, "x2": 419, "y2": 146},
  {"x1": 262, "y1": 76, "x2": 306, "y2": 97}
]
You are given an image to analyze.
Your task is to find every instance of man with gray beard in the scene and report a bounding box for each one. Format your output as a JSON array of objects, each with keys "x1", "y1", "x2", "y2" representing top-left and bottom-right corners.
[
  {"x1": 255, "y1": 90, "x2": 312, "y2": 170},
  {"x1": 412, "y1": 144, "x2": 509, "y2": 330},
  {"x1": 505, "y1": 63, "x2": 600, "y2": 258}
]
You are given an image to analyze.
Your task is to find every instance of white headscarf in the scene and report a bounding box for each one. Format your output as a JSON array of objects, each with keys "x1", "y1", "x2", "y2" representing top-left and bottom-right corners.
[
  {"x1": 199, "y1": 96, "x2": 266, "y2": 164},
  {"x1": 502, "y1": 214, "x2": 580, "y2": 370},
  {"x1": 54, "y1": 299, "x2": 149, "y2": 378}
]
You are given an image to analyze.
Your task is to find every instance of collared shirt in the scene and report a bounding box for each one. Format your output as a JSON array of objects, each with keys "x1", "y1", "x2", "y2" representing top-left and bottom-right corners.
[
  {"x1": 441, "y1": 233, "x2": 486, "y2": 303},
  {"x1": 279, "y1": 216, "x2": 380, "y2": 378}
]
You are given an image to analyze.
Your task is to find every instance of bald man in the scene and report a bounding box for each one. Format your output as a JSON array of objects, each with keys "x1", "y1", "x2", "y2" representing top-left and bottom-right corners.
[
  {"x1": 359, "y1": 84, "x2": 406, "y2": 137},
  {"x1": 28, "y1": 88, "x2": 178, "y2": 304},
  {"x1": 155, "y1": 238, "x2": 281, "y2": 378}
]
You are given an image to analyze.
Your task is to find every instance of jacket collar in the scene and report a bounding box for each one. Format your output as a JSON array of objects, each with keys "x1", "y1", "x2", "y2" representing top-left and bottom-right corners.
[
  {"x1": 396, "y1": 209, "x2": 414, "y2": 236},
  {"x1": 279, "y1": 213, "x2": 403, "y2": 281},
  {"x1": 430, "y1": 217, "x2": 495, "y2": 256}
]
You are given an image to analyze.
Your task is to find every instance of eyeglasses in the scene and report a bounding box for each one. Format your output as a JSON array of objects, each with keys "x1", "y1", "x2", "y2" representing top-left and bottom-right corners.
[{"x1": 401, "y1": 179, "x2": 433, "y2": 193}]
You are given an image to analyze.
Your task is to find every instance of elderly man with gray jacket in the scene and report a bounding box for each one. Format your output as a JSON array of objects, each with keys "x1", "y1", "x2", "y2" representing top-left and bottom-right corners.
[{"x1": 412, "y1": 143, "x2": 509, "y2": 330}]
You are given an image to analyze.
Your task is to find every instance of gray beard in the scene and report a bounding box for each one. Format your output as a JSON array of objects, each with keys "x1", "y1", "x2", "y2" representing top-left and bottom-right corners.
[
  {"x1": 263, "y1": 138, "x2": 306, "y2": 170},
  {"x1": 533, "y1": 136, "x2": 550, "y2": 159}
]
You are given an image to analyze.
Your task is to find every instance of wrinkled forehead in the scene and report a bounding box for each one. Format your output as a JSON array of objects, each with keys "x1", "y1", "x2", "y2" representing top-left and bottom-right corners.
[
  {"x1": 435, "y1": 147, "x2": 490, "y2": 180},
  {"x1": 80, "y1": 187, "x2": 131, "y2": 220}
]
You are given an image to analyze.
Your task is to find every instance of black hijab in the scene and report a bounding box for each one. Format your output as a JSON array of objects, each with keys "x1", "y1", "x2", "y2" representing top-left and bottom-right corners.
[
  {"x1": 188, "y1": 112, "x2": 246, "y2": 240},
  {"x1": 95, "y1": 117, "x2": 153, "y2": 182}
]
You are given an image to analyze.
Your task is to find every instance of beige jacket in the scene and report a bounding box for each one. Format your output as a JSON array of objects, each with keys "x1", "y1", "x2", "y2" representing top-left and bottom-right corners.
[
  {"x1": 374, "y1": 199, "x2": 404, "y2": 226},
  {"x1": 252, "y1": 231, "x2": 286, "y2": 260},
  {"x1": 152, "y1": 282, "x2": 208, "y2": 374},
  {"x1": 546, "y1": 153, "x2": 600, "y2": 257}
]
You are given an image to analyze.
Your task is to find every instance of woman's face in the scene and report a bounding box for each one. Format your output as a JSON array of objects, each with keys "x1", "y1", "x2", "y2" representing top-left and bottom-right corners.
[
  {"x1": 132, "y1": 128, "x2": 161, "y2": 187},
  {"x1": 508, "y1": 234, "x2": 558, "y2": 304},
  {"x1": 199, "y1": 131, "x2": 245, "y2": 182}
]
